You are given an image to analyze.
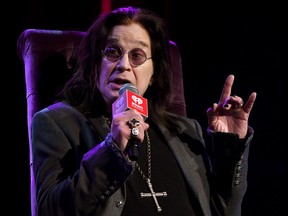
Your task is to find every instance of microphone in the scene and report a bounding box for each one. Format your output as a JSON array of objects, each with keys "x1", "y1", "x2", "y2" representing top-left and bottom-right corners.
[{"x1": 112, "y1": 83, "x2": 148, "y2": 161}]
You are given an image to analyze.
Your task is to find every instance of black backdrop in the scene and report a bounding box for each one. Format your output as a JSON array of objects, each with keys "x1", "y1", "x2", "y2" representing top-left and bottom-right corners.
[{"x1": 11, "y1": 1, "x2": 286, "y2": 215}]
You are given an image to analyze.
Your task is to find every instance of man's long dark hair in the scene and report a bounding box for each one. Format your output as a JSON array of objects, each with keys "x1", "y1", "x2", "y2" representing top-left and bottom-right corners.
[{"x1": 60, "y1": 6, "x2": 182, "y2": 135}]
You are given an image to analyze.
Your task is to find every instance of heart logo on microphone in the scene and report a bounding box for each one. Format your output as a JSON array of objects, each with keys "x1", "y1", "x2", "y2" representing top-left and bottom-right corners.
[{"x1": 132, "y1": 95, "x2": 143, "y2": 105}]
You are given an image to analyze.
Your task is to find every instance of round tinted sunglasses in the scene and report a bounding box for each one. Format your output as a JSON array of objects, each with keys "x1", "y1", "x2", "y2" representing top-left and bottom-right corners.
[{"x1": 102, "y1": 45, "x2": 152, "y2": 67}]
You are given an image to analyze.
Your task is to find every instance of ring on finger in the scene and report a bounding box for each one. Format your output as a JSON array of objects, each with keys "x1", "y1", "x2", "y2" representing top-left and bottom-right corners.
[
  {"x1": 131, "y1": 127, "x2": 140, "y2": 137},
  {"x1": 233, "y1": 103, "x2": 243, "y2": 109},
  {"x1": 126, "y1": 118, "x2": 140, "y2": 128}
]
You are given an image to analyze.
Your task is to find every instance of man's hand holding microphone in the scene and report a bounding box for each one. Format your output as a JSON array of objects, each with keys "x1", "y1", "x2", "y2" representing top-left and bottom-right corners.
[{"x1": 111, "y1": 83, "x2": 149, "y2": 161}]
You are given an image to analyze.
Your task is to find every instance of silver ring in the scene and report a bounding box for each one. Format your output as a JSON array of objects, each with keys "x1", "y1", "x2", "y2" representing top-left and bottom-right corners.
[
  {"x1": 127, "y1": 118, "x2": 140, "y2": 128},
  {"x1": 131, "y1": 127, "x2": 139, "y2": 137},
  {"x1": 233, "y1": 103, "x2": 243, "y2": 109}
]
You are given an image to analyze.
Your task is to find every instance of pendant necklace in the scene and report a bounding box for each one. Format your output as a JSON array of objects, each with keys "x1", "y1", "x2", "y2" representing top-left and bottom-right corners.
[{"x1": 135, "y1": 131, "x2": 167, "y2": 212}]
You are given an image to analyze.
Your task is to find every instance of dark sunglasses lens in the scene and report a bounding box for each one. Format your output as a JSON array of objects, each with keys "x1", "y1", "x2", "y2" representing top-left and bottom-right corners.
[
  {"x1": 104, "y1": 47, "x2": 122, "y2": 62},
  {"x1": 129, "y1": 48, "x2": 147, "y2": 65}
]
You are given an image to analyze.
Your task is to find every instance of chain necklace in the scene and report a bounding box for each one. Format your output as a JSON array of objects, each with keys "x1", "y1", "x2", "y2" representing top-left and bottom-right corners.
[
  {"x1": 135, "y1": 131, "x2": 152, "y2": 180},
  {"x1": 135, "y1": 131, "x2": 168, "y2": 212},
  {"x1": 104, "y1": 116, "x2": 112, "y2": 127},
  {"x1": 104, "y1": 116, "x2": 167, "y2": 212}
]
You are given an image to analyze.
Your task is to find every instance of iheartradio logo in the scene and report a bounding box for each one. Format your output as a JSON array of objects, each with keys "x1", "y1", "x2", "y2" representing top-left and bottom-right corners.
[
  {"x1": 131, "y1": 95, "x2": 143, "y2": 105},
  {"x1": 112, "y1": 90, "x2": 148, "y2": 119}
]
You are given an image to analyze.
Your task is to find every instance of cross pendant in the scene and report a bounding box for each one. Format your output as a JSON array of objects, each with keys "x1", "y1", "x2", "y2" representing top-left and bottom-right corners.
[{"x1": 140, "y1": 178, "x2": 167, "y2": 212}]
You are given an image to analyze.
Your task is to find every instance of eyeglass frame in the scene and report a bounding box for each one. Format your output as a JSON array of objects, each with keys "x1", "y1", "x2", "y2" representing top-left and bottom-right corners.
[{"x1": 101, "y1": 45, "x2": 152, "y2": 67}]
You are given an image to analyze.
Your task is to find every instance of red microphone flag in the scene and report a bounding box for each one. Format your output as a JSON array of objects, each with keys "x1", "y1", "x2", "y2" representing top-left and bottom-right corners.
[{"x1": 112, "y1": 90, "x2": 148, "y2": 119}]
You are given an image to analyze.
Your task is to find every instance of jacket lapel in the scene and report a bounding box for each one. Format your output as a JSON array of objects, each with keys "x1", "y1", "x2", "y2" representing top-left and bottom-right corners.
[
  {"x1": 86, "y1": 115, "x2": 110, "y2": 141},
  {"x1": 157, "y1": 121, "x2": 212, "y2": 216}
]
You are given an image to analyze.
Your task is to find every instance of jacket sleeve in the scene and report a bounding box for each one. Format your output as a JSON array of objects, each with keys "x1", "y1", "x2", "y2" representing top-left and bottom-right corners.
[
  {"x1": 207, "y1": 127, "x2": 254, "y2": 216},
  {"x1": 31, "y1": 109, "x2": 133, "y2": 216}
]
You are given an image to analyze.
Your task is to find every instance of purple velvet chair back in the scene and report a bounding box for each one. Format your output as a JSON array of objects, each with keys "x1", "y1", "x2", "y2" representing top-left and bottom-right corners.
[{"x1": 17, "y1": 28, "x2": 186, "y2": 216}]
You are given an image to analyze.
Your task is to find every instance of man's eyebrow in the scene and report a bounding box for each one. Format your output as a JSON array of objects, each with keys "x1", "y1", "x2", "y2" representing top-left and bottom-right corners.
[
  {"x1": 105, "y1": 38, "x2": 119, "y2": 45},
  {"x1": 106, "y1": 37, "x2": 150, "y2": 48}
]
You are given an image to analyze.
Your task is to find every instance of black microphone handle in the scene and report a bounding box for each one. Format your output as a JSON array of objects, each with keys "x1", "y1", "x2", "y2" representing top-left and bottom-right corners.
[
  {"x1": 119, "y1": 83, "x2": 141, "y2": 161},
  {"x1": 127, "y1": 138, "x2": 140, "y2": 161}
]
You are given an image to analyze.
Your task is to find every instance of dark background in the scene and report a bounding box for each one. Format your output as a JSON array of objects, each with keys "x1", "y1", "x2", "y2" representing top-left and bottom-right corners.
[{"x1": 11, "y1": 0, "x2": 286, "y2": 215}]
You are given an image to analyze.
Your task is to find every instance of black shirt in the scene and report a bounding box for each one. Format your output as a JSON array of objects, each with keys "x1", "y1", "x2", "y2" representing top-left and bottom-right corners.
[{"x1": 121, "y1": 122, "x2": 197, "y2": 215}]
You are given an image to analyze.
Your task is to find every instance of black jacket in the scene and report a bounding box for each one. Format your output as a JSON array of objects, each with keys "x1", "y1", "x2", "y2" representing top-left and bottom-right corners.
[{"x1": 31, "y1": 101, "x2": 253, "y2": 216}]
